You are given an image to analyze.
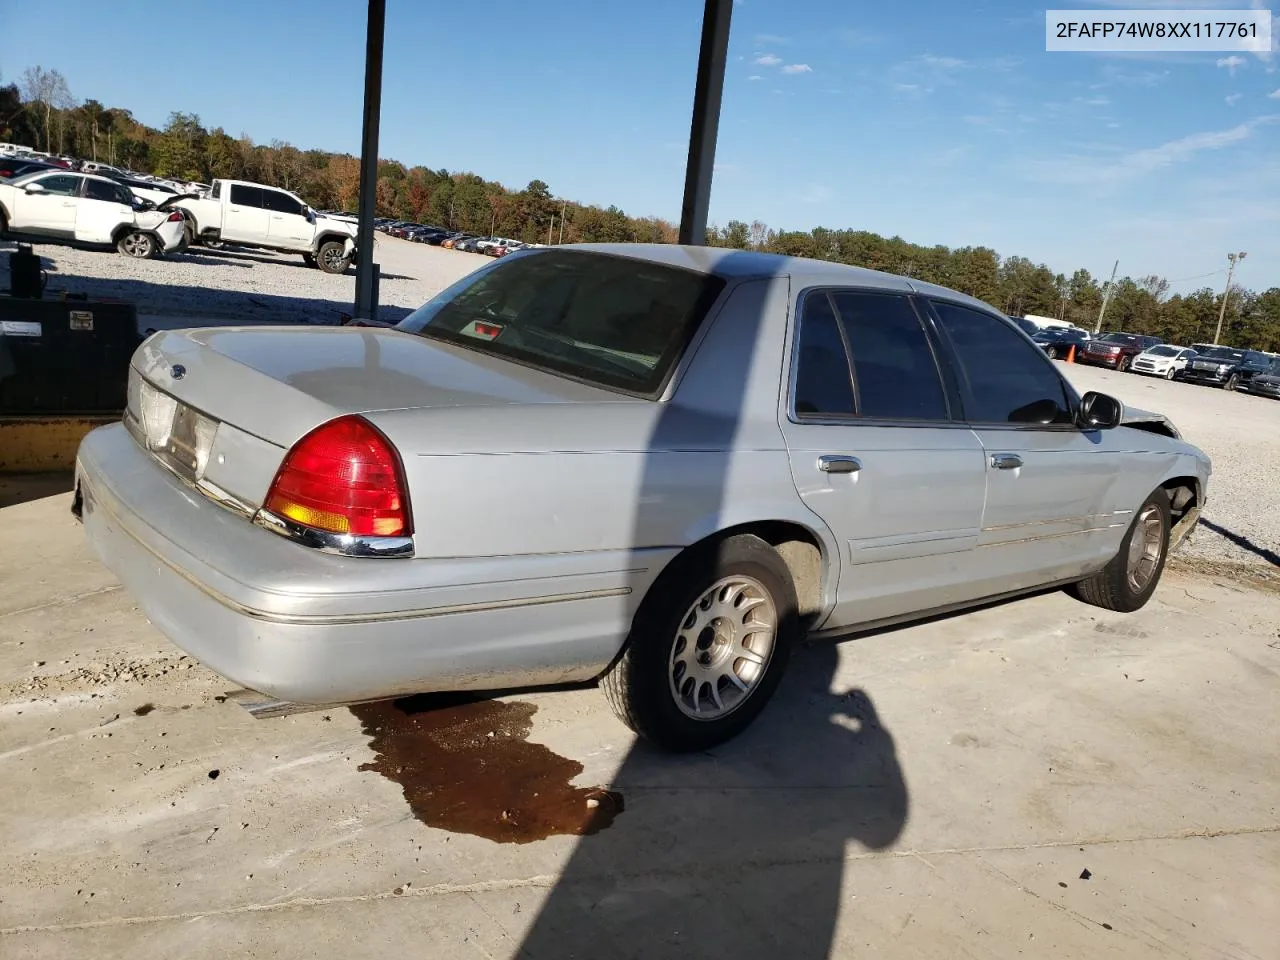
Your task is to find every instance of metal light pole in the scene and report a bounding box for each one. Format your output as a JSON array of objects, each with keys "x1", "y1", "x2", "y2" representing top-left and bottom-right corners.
[
  {"x1": 352, "y1": 0, "x2": 386, "y2": 321},
  {"x1": 1212, "y1": 251, "x2": 1247, "y2": 345},
  {"x1": 558, "y1": 198, "x2": 566, "y2": 244},
  {"x1": 1093, "y1": 259, "x2": 1119, "y2": 334},
  {"x1": 677, "y1": 0, "x2": 733, "y2": 246}
]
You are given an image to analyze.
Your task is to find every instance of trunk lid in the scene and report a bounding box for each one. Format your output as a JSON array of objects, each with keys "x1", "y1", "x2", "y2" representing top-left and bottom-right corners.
[{"x1": 133, "y1": 325, "x2": 626, "y2": 449}]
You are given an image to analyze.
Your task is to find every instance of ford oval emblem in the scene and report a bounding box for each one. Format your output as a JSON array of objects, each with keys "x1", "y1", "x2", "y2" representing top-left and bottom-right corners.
[{"x1": 170, "y1": 364, "x2": 186, "y2": 380}]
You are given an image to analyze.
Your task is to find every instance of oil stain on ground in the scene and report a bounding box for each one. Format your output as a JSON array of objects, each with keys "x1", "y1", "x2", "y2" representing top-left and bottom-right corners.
[{"x1": 350, "y1": 695, "x2": 623, "y2": 844}]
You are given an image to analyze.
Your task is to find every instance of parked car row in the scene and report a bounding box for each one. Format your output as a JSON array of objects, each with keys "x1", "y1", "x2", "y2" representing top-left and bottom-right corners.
[
  {"x1": 1020, "y1": 322, "x2": 1280, "y2": 397},
  {"x1": 373, "y1": 218, "x2": 542, "y2": 257}
]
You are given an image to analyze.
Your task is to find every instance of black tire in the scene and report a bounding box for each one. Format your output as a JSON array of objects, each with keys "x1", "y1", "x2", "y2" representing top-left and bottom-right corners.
[
  {"x1": 316, "y1": 240, "x2": 351, "y2": 274},
  {"x1": 183, "y1": 220, "x2": 196, "y2": 246},
  {"x1": 302, "y1": 252, "x2": 318, "y2": 268},
  {"x1": 1225, "y1": 373, "x2": 1240, "y2": 391},
  {"x1": 117, "y1": 231, "x2": 156, "y2": 259},
  {"x1": 600, "y1": 534, "x2": 798, "y2": 752},
  {"x1": 1118, "y1": 355, "x2": 1131, "y2": 372},
  {"x1": 1069, "y1": 487, "x2": 1171, "y2": 613},
  {"x1": 0, "y1": 208, "x2": 8, "y2": 238},
  {"x1": 204, "y1": 237, "x2": 224, "y2": 250}
]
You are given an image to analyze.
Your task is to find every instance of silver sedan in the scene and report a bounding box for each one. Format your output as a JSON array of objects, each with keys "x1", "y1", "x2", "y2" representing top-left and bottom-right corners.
[{"x1": 73, "y1": 244, "x2": 1211, "y2": 751}]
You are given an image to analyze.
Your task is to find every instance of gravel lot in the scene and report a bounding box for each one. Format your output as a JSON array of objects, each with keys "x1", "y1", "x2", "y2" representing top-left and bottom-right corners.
[
  {"x1": 0, "y1": 234, "x2": 486, "y2": 328},
  {"x1": 2, "y1": 234, "x2": 1274, "y2": 573}
]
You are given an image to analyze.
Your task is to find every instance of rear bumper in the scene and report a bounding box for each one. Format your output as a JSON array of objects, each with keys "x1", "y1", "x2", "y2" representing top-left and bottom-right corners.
[{"x1": 74, "y1": 423, "x2": 657, "y2": 704}]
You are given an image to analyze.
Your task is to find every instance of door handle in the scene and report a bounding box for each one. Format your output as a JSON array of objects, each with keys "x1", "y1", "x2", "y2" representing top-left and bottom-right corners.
[
  {"x1": 990, "y1": 453, "x2": 1023, "y2": 470},
  {"x1": 272, "y1": 215, "x2": 283, "y2": 220},
  {"x1": 817, "y1": 455, "x2": 862, "y2": 474}
]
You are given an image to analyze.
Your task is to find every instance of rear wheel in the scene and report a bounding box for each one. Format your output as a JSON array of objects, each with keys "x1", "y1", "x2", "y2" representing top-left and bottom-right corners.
[
  {"x1": 316, "y1": 240, "x2": 351, "y2": 274},
  {"x1": 0, "y1": 208, "x2": 8, "y2": 237},
  {"x1": 117, "y1": 231, "x2": 156, "y2": 259},
  {"x1": 1069, "y1": 487, "x2": 1170, "y2": 613},
  {"x1": 600, "y1": 534, "x2": 798, "y2": 752}
]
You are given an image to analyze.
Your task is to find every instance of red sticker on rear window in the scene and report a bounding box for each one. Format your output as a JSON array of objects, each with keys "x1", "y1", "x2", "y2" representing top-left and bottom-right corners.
[{"x1": 472, "y1": 322, "x2": 504, "y2": 340}]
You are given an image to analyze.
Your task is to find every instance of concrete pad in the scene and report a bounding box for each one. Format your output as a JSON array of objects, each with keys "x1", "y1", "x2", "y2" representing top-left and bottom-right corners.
[{"x1": 3, "y1": 487, "x2": 1279, "y2": 958}]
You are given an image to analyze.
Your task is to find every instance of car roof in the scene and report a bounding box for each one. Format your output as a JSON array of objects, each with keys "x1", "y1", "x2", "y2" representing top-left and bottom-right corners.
[{"x1": 567, "y1": 243, "x2": 998, "y2": 311}]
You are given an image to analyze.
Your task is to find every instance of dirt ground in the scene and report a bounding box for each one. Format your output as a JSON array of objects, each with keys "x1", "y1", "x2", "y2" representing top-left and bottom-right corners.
[{"x1": 2, "y1": 239, "x2": 1278, "y2": 958}]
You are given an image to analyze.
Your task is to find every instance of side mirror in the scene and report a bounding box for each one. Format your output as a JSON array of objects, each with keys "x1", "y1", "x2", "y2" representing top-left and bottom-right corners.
[
  {"x1": 24, "y1": 182, "x2": 47, "y2": 194},
  {"x1": 1078, "y1": 391, "x2": 1124, "y2": 430}
]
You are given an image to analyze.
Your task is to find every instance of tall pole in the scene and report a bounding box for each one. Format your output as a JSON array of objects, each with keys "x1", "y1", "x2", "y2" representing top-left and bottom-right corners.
[
  {"x1": 1093, "y1": 259, "x2": 1119, "y2": 334},
  {"x1": 558, "y1": 198, "x2": 566, "y2": 244},
  {"x1": 1212, "y1": 251, "x2": 1247, "y2": 345},
  {"x1": 352, "y1": 0, "x2": 386, "y2": 321},
  {"x1": 677, "y1": 0, "x2": 733, "y2": 246}
]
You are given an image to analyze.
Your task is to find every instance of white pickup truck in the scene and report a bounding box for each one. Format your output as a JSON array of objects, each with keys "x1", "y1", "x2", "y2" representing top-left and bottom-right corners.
[{"x1": 173, "y1": 179, "x2": 358, "y2": 273}]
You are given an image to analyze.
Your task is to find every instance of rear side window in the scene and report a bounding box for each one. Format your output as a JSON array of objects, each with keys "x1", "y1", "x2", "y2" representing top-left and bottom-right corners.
[
  {"x1": 830, "y1": 291, "x2": 950, "y2": 420},
  {"x1": 793, "y1": 294, "x2": 856, "y2": 416},
  {"x1": 930, "y1": 300, "x2": 1073, "y2": 425},
  {"x1": 229, "y1": 184, "x2": 265, "y2": 207}
]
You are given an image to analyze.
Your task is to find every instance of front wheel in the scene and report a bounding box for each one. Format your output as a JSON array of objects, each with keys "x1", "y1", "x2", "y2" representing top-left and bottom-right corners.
[
  {"x1": 600, "y1": 534, "x2": 798, "y2": 752},
  {"x1": 1225, "y1": 373, "x2": 1240, "y2": 391},
  {"x1": 1047, "y1": 347, "x2": 1060, "y2": 360},
  {"x1": 1069, "y1": 487, "x2": 1170, "y2": 613},
  {"x1": 1118, "y1": 355, "x2": 1131, "y2": 372},
  {"x1": 117, "y1": 231, "x2": 156, "y2": 259},
  {"x1": 316, "y1": 240, "x2": 351, "y2": 274},
  {"x1": 1164, "y1": 367, "x2": 1177, "y2": 380}
]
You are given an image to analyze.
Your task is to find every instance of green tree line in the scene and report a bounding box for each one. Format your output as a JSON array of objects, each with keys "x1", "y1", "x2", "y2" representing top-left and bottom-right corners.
[{"x1": 2, "y1": 67, "x2": 1277, "y2": 351}]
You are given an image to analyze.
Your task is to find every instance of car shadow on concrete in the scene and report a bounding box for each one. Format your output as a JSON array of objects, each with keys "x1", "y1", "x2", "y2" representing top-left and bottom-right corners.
[
  {"x1": 1198, "y1": 518, "x2": 1280, "y2": 567},
  {"x1": 0, "y1": 471, "x2": 74, "y2": 509},
  {"x1": 517, "y1": 640, "x2": 907, "y2": 958}
]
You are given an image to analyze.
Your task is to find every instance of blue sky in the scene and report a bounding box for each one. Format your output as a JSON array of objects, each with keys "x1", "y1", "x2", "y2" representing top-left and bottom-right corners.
[{"x1": 2, "y1": 0, "x2": 1278, "y2": 289}]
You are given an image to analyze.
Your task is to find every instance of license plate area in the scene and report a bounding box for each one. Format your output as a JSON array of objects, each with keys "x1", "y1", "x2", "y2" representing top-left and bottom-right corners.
[{"x1": 134, "y1": 379, "x2": 219, "y2": 483}]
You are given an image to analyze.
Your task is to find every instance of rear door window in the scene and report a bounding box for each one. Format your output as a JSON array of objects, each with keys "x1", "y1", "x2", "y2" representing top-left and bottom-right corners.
[
  {"x1": 792, "y1": 293, "x2": 857, "y2": 416},
  {"x1": 829, "y1": 291, "x2": 950, "y2": 421}
]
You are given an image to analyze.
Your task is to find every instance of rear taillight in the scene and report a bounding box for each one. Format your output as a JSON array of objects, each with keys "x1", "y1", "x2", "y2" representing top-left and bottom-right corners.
[
  {"x1": 264, "y1": 416, "x2": 411, "y2": 538},
  {"x1": 166, "y1": 211, "x2": 183, "y2": 222}
]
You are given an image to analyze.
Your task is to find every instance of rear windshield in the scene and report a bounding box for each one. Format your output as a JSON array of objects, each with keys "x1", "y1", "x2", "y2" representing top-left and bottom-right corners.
[{"x1": 396, "y1": 249, "x2": 727, "y2": 397}]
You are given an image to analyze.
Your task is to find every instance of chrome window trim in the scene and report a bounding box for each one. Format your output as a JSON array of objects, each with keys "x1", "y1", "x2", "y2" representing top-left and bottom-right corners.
[
  {"x1": 784, "y1": 284, "x2": 957, "y2": 427},
  {"x1": 253, "y1": 508, "x2": 416, "y2": 559}
]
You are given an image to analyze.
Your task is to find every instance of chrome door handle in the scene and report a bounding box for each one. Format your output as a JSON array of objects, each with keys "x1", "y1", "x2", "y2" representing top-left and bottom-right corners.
[
  {"x1": 990, "y1": 453, "x2": 1023, "y2": 470},
  {"x1": 817, "y1": 455, "x2": 862, "y2": 474}
]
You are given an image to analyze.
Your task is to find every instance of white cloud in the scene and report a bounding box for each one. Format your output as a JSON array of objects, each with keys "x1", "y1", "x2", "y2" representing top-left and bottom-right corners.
[
  {"x1": 799, "y1": 184, "x2": 832, "y2": 204},
  {"x1": 1226, "y1": 93, "x2": 1244, "y2": 105},
  {"x1": 1082, "y1": 96, "x2": 1111, "y2": 106},
  {"x1": 781, "y1": 63, "x2": 813, "y2": 74},
  {"x1": 747, "y1": 75, "x2": 763, "y2": 81},
  {"x1": 753, "y1": 53, "x2": 782, "y2": 67},
  {"x1": 918, "y1": 54, "x2": 967, "y2": 70},
  {"x1": 1217, "y1": 55, "x2": 1246, "y2": 75},
  {"x1": 1270, "y1": 89, "x2": 1280, "y2": 98},
  {"x1": 755, "y1": 33, "x2": 789, "y2": 44},
  {"x1": 1021, "y1": 116, "x2": 1280, "y2": 185}
]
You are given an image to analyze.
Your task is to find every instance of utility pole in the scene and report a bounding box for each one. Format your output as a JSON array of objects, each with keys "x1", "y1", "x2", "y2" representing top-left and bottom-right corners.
[
  {"x1": 558, "y1": 198, "x2": 566, "y2": 244},
  {"x1": 547, "y1": 216, "x2": 554, "y2": 246},
  {"x1": 1093, "y1": 259, "x2": 1119, "y2": 334},
  {"x1": 1212, "y1": 251, "x2": 1247, "y2": 345}
]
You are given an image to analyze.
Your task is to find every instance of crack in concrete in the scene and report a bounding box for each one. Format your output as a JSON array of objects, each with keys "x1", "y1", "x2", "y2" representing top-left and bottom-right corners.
[
  {"x1": 4, "y1": 823, "x2": 1277, "y2": 936},
  {"x1": 0, "y1": 584, "x2": 123, "y2": 621}
]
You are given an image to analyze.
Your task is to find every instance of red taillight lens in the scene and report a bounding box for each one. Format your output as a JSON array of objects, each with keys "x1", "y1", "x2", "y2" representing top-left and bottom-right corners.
[
  {"x1": 265, "y1": 416, "x2": 411, "y2": 538},
  {"x1": 166, "y1": 211, "x2": 183, "y2": 222}
]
